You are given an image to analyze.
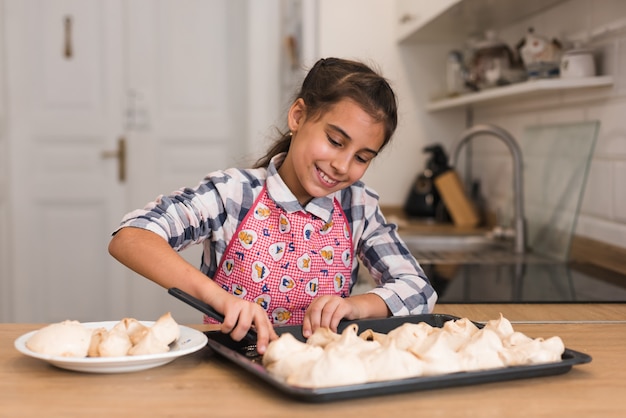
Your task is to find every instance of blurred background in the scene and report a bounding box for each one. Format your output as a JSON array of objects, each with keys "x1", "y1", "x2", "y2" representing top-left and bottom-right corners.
[{"x1": 1, "y1": 0, "x2": 625, "y2": 323}]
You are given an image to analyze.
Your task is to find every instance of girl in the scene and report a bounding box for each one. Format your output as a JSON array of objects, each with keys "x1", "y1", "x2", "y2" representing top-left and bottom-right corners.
[{"x1": 108, "y1": 57, "x2": 437, "y2": 354}]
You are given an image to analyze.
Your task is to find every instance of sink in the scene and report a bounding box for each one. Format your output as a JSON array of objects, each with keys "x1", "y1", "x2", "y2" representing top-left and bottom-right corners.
[{"x1": 399, "y1": 233, "x2": 556, "y2": 264}]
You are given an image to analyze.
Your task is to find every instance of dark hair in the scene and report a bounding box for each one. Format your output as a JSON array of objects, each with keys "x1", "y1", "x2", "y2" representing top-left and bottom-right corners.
[{"x1": 253, "y1": 57, "x2": 398, "y2": 168}]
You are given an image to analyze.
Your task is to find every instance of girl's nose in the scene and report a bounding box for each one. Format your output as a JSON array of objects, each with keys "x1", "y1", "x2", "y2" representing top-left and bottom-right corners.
[{"x1": 330, "y1": 152, "x2": 351, "y2": 174}]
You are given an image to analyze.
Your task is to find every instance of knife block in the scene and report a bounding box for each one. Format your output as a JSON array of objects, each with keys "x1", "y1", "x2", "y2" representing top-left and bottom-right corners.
[{"x1": 434, "y1": 170, "x2": 480, "y2": 227}]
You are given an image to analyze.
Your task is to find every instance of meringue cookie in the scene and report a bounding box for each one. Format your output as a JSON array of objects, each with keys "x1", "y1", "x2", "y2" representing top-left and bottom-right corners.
[
  {"x1": 97, "y1": 322, "x2": 132, "y2": 357},
  {"x1": 26, "y1": 320, "x2": 92, "y2": 357},
  {"x1": 263, "y1": 315, "x2": 566, "y2": 388}
]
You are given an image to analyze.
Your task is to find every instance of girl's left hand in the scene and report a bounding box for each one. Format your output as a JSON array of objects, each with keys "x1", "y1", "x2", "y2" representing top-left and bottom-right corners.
[
  {"x1": 301, "y1": 295, "x2": 358, "y2": 338},
  {"x1": 301, "y1": 293, "x2": 391, "y2": 338}
]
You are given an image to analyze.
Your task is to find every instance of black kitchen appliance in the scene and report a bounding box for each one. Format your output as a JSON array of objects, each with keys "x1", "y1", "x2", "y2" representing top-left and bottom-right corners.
[{"x1": 404, "y1": 144, "x2": 450, "y2": 220}]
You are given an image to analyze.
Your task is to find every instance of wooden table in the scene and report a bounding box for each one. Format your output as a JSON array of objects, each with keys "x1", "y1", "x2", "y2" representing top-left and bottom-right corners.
[{"x1": 2, "y1": 304, "x2": 625, "y2": 417}]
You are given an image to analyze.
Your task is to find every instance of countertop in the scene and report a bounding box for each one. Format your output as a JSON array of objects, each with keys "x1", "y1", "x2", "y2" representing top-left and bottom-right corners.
[
  {"x1": 380, "y1": 207, "x2": 626, "y2": 303},
  {"x1": 2, "y1": 304, "x2": 625, "y2": 417}
]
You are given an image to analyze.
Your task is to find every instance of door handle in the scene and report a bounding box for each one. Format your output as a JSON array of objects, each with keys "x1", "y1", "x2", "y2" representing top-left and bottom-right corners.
[
  {"x1": 63, "y1": 16, "x2": 73, "y2": 59},
  {"x1": 102, "y1": 137, "x2": 127, "y2": 182}
]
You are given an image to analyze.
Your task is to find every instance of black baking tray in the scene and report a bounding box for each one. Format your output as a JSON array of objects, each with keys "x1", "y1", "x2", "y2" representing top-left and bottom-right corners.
[
  {"x1": 203, "y1": 314, "x2": 592, "y2": 402},
  {"x1": 167, "y1": 288, "x2": 591, "y2": 403}
]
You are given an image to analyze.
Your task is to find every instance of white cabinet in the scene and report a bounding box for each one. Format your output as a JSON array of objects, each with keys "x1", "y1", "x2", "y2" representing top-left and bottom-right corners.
[
  {"x1": 395, "y1": 0, "x2": 458, "y2": 43},
  {"x1": 397, "y1": 0, "x2": 568, "y2": 44}
]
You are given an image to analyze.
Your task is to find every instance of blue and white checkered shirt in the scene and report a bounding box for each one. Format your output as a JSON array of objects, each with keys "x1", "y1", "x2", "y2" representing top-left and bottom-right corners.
[{"x1": 117, "y1": 154, "x2": 437, "y2": 315}]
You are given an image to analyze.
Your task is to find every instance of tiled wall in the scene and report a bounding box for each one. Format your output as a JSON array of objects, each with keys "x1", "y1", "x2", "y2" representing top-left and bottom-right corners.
[
  {"x1": 316, "y1": 0, "x2": 626, "y2": 251},
  {"x1": 468, "y1": 0, "x2": 626, "y2": 250}
]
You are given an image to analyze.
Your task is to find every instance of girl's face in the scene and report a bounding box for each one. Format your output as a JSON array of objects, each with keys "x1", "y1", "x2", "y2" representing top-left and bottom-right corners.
[{"x1": 279, "y1": 98, "x2": 385, "y2": 205}]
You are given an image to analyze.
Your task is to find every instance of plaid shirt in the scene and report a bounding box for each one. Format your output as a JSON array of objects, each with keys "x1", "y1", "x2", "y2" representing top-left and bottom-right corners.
[{"x1": 117, "y1": 154, "x2": 437, "y2": 315}]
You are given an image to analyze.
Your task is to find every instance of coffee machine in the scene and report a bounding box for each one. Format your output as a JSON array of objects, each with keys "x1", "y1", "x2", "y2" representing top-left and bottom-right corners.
[{"x1": 404, "y1": 144, "x2": 450, "y2": 220}]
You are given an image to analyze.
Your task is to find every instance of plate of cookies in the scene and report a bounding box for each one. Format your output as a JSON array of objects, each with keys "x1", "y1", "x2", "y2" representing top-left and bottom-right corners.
[{"x1": 14, "y1": 312, "x2": 208, "y2": 373}]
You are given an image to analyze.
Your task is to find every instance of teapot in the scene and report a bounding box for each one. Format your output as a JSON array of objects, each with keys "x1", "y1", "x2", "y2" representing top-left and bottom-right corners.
[
  {"x1": 466, "y1": 30, "x2": 525, "y2": 90},
  {"x1": 517, "y1": 27, "x2": 563, "y2": 78}
]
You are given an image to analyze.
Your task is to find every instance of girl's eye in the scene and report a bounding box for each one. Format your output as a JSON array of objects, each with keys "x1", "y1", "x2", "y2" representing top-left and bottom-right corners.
[
  {"x1": 326, "y1": 134, "x2": 341, "y2": 146},
  {"x1": 355, "y1": 155, "x2": 369, "y2": 164}
]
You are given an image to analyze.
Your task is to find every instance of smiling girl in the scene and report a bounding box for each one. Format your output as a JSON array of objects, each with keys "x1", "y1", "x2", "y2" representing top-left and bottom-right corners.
[{"x1": 108, "y1": 57, "x2": 437, "y2": 353}]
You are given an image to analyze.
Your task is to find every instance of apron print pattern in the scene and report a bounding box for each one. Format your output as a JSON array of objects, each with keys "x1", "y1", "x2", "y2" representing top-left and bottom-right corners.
[{"x1": 211, "y1": 187, "x2": 353, "y2": 325}]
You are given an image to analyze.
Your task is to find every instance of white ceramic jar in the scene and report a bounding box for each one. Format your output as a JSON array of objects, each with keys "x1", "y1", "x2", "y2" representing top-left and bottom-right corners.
[{"x1": 560, "y1": 49, "x2": 596, "y2": 78}]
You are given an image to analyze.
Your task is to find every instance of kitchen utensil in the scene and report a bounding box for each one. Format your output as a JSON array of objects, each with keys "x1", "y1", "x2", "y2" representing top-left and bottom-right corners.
[
  {"x1": 446, "y1": 50, "x2": 467, "y2": 96},
  {"x1": 404, "y1": 144, "x2": 449, "y2": 219},
  {"x1": 518, "y1": 27, "x2": 562, "y2": 79},
  {"x1": 168, "y1": 288, "x2": 258, "y2": 342},
  {"x1": 434, "y1": 169, "x2": 480, "y2": 227},
  {"x1": 560, "y1": 49, "x2": 595, "y2": 78},
  {"x1": 467, "y1": 30, "x2": 526, "y2": 89}
]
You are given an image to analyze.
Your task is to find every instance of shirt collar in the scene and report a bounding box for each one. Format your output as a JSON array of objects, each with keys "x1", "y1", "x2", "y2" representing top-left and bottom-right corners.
[{"x1": 266, "y1": 153, "x2": 336, "y2": 222}]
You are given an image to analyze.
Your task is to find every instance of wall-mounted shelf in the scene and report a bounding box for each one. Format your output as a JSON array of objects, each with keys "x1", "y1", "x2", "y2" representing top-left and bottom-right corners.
[{"x1": 426, "y1": 76, "x2": 614, "y2": 112}]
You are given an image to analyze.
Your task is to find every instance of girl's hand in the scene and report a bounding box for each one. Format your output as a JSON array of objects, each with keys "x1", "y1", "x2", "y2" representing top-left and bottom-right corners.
[
  {"x1": 216, "y1": 295, "x2": 278, "y2": 354},
  {"x1": 301, "y1": 293, "x2": 391, "y2": 339},
  {"x1": 301, "y1": 295, "x2": 359, "y2": 338},
  {"x1": 108, "y1": 227, "x2": 279, "y2": 352}
]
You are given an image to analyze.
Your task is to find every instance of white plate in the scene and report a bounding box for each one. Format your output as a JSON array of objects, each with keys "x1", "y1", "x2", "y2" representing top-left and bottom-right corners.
[{"x1": 14, "y1": 321, "x2": 208, "y2": 373}]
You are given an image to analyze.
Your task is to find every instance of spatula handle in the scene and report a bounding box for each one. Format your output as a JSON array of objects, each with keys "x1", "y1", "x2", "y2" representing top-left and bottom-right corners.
[{"x1": 168, "y1": 287, "x2": 258, "y2": 342}]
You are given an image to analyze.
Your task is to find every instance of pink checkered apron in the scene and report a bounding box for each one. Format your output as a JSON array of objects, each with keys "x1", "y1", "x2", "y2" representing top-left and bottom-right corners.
[{"x1": 208, "y1": 186, "x2": 353, "y2": 325}]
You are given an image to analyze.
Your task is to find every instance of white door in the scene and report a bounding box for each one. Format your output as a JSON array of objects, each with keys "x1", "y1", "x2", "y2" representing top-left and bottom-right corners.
[
  {"x1": 6, "y1": 0, "x2": 128, "y2": 322},
  {"x1": 121, "y1": 0, "x2": 249, "y2": 321},
  {"x1": 4, "y1": 0, "x2": 252, "y2": 323}
]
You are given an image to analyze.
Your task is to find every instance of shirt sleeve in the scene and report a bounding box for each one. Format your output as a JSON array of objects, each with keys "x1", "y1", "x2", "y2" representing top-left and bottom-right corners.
[
  {"x1": 353, "y1": 188, "x2": 438, "y2": 316},
  {"x1": 114, "y1": 170, "x2": 235, "y2": 251}
]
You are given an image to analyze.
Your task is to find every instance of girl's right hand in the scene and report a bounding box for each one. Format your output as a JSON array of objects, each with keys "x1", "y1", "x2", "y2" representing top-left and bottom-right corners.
[
  {"x1": 217, "y1": 295, "x2": 278, "y2": 354},
  {"x1": 108, "y1": 228, "x2": 278, "y2": 353}
]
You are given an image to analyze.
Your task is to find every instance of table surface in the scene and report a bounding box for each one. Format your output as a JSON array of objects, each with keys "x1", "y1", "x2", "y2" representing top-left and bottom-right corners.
[{"x1": 2, "y1": 304, "x2": 625, "y2": 417}]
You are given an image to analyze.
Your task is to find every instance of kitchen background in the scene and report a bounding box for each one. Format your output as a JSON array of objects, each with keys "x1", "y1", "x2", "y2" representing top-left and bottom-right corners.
[{"x1": 0, "y1": 0, "x2": 625, "y2": 323}]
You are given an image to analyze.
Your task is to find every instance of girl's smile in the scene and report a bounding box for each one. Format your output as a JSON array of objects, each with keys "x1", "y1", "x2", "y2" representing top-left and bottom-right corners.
[
  {"x1": 279, "y1": 98, "x2": 385, "y2": 205},
  {"x1": 317, "y1": 166, "x2": 338, "y2": 186}
]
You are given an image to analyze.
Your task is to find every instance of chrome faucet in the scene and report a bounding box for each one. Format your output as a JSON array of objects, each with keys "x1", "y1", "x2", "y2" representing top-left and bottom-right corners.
[{"x1": 450, "y1": 124, "x2": 526, "y2": 254}]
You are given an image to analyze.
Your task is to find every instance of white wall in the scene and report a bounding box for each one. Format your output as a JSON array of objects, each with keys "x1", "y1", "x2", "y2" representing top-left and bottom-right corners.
[
  {"x1": 317, "y1": 0, "x2": 626, "y2": 251},
  {"x1": 0, "y1": 0, "x2": 11, "y2": 320},
  {"x1": 245, "y1": 0, "x2": 281, "y2": 164},
  {"x1": 467, "y1": 0, "x2": 626, "y2": 250},
  {"x1": 317, "y1": 0, "x2": 463, "y2": 206}
]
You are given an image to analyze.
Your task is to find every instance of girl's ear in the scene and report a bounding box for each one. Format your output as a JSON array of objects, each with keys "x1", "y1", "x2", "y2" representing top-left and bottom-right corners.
[{"x1": 287, "y1": 98, "x2": 306, "y2": 132}]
